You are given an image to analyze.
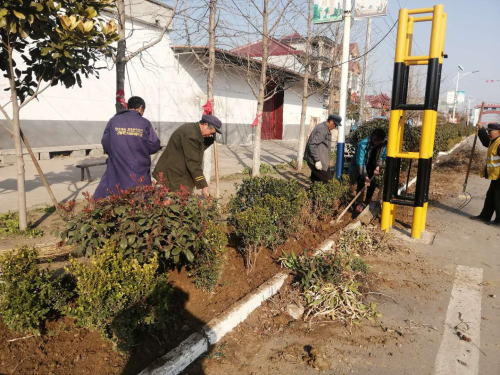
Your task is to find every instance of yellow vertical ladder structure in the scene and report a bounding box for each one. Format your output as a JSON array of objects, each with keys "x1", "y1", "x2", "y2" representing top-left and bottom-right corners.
[{"x1": 381, "y1": 5, "x2": 447, "y2": 239}]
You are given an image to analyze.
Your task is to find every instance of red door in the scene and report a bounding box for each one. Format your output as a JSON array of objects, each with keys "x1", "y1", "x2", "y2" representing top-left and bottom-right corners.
[{"x1": 261, "y1": 84, "x2": 284, "y2": 140}]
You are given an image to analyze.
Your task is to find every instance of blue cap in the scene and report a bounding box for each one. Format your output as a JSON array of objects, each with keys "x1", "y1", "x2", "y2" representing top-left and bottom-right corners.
[{"x1": 201, "y1": 114, "x2": 222, "y2": 134}]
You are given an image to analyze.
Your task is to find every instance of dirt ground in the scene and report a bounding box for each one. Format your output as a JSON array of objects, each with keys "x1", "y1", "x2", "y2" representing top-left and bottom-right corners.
[
  {"x1": 182, "y1": 147, "x2": 485, "y2": 375},
  {"x1": 0, "y1": 163, "x2": 356, "y2": 375}
]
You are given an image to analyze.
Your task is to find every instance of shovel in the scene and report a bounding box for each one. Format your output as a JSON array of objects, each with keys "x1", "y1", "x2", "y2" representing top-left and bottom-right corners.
[{"x1": 461, "y1": 101, "x2": 485, "y2": 197}]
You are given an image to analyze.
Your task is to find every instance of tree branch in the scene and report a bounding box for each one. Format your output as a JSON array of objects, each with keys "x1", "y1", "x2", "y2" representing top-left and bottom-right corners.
[{"x1": 124, "y1": 0, "x2": 178, "y2": 62}]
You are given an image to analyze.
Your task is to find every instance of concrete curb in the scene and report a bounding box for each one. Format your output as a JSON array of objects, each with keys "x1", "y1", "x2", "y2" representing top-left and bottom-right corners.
[
  {"x1": 398, "y1": 135, "x2": 472, "y2": 195},
  {"x1": 140, "y1": 235, "x2": 338, "y2": 375}
]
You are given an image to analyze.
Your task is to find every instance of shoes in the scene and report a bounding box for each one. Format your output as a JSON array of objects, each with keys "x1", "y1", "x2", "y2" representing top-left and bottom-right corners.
[
  {"x1": 486, "y1": 221, "x2": 500, "y2": 227},
  {"x1": 355, "y1": 204, "x2": 365, "y2": 214},
  {"x1": 469, "y1": 215, "x2": 489, "y2": 222}
]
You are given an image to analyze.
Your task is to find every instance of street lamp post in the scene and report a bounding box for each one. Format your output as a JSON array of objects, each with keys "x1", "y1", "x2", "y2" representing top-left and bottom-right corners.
[
  {"x1": 452, "y1": 66, "x2": 479, "y2": 123},
  {"x1": 466, "y1": 97, "x2": 477, "y2": 125}
]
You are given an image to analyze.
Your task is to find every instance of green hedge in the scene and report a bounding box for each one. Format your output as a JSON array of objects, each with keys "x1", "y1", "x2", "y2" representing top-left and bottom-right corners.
[{"x1": 348, "y1": 119, "x2": 474, "y2": 155}]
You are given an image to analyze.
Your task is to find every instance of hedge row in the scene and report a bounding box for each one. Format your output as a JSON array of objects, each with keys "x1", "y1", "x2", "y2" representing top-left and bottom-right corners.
[
  {"x1": 348, "y1": 119, "x2": 474, "y2": 156},
  {"x1": 229, "y1": 176, "x2": 351, "y2": 270}
]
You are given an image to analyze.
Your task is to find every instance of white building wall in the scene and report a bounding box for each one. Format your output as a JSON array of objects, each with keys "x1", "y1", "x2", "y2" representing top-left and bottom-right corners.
[{"x1": 282, "y1": 83, "x2": 326, "y2": 140}]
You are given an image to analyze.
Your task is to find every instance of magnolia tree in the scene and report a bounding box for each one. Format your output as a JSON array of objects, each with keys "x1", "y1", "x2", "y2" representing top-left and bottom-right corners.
[{"x1": 0, "y1": 0, "x2": 118, "y2": 229}]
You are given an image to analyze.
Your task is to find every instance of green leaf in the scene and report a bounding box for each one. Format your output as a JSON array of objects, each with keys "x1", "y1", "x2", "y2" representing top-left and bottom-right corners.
[
  {"x1": 184, "y1": 249, "x2": 194, "y2": 263},
  {"x1": 138, "y1": 219, "x2": 146, "y2": 225},
  {"x1": 63, "y1": 51, "x2": 72, "y2": 59},
  {"x1": 41, "y1": 47, "x2": 54, "y2": 56},
  {"x1": 30, "y1": 2, "x2": 44, "y2": 12},
  {"x1": 0, "y1": 9, "x2": 8, "y2": 17},
  {"x1": 85, "y1": 7, "x2": 97, "y2": 18},
  {"x1": 171, "y1": 247, "x2": 181, "y2": 256},
  {"x1": 13, "y1": 10, "x2": 25, "y2": 20},
  {"x1": 119, "y1": 237, "x2": 127, "y2": 249}
]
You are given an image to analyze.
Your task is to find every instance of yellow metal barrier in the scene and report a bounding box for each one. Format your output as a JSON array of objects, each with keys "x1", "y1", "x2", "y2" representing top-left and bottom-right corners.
[{"x1": 381, "y1": 5, "x2": 447, "y2": 239}]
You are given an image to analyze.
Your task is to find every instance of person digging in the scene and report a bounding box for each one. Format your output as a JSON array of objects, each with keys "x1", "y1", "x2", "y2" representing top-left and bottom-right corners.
[
  {"x1": 304, "y1": 114, "x2": 342, "y2": 183},
  {"x1": 469, "y1": 123, "x2": 500, "y2": 227},
  {"x1": 153, "y1": 114, "x2": 222, "y2": 199},
  {"x1": 350, "y1": 128, "x2": 387, "y2": 216}
]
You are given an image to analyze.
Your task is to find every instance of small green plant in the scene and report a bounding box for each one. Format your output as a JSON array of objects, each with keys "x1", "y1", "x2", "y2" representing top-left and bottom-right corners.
[
  {"x1": 350, "y1": 257, "x2": 369, "y2": 274},
  {"x1": 189, "y1": 223, "x2": 228, "y2": 292},
  {"x1": 0, "y1": 246, "x2": 72, "y2": 335},
  {"x1": 308, "y1": 177, "x2": 351, "y2": 216},
  {"x1": 274, "y1": 163, "x2": 288, "y2": 171},
  {"x1": 234, "y1": 205, "x2": 276, "y2": 270},
  {"x1": 242, "y1": 166, "x2": 252, "y2": 175},
  {"x1": 0, "y1": 213, "x2": 44, "y2": 238},
  {"x1": 66, "y1": 242, "x2": 173, "y2": 349},
  {"x1": 259, "y1": 163, "x2": 275, "y2": 175},
  {"x1": 229, "y1": 177, "x2": 308, "y2": 263}
]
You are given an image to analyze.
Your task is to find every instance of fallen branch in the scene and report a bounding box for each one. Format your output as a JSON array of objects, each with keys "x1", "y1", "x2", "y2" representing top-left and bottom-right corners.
[{"x1": 7, "y1": 334, "x2": 35, "y2": 342}]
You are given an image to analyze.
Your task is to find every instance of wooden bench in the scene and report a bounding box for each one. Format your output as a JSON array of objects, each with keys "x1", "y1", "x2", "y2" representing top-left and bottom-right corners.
[{"x1": 76, "y1": 161, "x2": 107, "y2": 182}]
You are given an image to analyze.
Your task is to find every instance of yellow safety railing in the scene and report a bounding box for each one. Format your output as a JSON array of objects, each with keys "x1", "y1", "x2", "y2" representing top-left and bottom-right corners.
[{"x1": 380, "y1": 5, "x2": 447, "y2": 239}]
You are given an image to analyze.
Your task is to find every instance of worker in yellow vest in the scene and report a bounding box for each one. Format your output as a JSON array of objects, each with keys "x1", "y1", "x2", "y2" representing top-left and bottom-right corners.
[{"x1": 470, "y1": 123, "x2": 500, "y2": 226}]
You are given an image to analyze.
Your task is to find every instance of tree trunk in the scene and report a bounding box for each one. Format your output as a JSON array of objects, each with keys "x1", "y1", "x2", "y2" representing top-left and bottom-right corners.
[
  {"x1": 251, "y1": 0, "x2": 269, "y2": 178},
  {"x1": 203, "y1": 0, "x2": 217, "y2": 184},
  {"x1": 359, "y1": 18, "x2": 371, "y2": 123},
  {"x1": 7, "y1": 48, "x2": 27, "y2": 230},
  {"x1": 295, "y1": 0, "x2": 312, "y2": 171},
  {"x1": 328, "y1": 24, "x2": 341, "y2": 114},
  {"x1": 115, "y1": 0, "x2": 127, "y2": 113}
]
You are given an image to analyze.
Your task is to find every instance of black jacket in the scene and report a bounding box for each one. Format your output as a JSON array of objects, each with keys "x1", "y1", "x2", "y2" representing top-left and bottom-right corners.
[{"x1": 153, "y1": 122, "x2": 214, "y2": 191}]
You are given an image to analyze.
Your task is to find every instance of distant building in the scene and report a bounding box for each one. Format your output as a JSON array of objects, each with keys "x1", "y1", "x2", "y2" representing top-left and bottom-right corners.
[
  {"x1": 230, "y1": 35, "x2": 361, "y2": 110},
  {"x1": 472, "y1": 103, "x2": 500, "y2": 125}
]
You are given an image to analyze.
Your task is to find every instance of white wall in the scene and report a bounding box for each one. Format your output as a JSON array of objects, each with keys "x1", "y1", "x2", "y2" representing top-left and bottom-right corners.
[{"x1": 282, "y1": 83, "x2": 326, "y2": 140}]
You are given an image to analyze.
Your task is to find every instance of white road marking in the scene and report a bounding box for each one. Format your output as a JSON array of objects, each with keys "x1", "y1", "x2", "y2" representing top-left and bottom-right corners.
[{"x1": 435, "y1": 265, "x2": 483, "y2": 375}]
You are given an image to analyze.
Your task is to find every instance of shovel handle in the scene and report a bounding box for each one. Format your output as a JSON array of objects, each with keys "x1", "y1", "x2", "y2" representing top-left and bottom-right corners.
[{"x1": 463, "y1": 102, "x2": 485, "y2": 192}]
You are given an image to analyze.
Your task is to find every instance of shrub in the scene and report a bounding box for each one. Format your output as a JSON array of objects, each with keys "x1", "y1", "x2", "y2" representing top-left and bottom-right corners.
[
  {"x1": 230, "y1": 177, "x2": 307, "y2": 253},
  {"x1": 308, "y1": 177, "x2": 351, "y2": 216},
  {"x1": 189, "y1": 223, "x2": 228, "y2": 292},
  {"x1": 234, "y1": 205, "x2": 276, "y2": 269},
  {"x1": 348, "y1": 119, "x2": 474, "y2": 157},
  {"x1": 0, "y1": 247, "x2": 72, "y2": 335},
  {"x1": 0, "y1": 213, "x2": 44, "y2": 238},
  {"x1": 348, "y1": 118, "x2": 420, "y2": 152},
  {"x1": 54, "y1": 178, "x2": 218, "y2": 264},
  {"x1": 434, "y1": 123, "x2": 474, "y2": 153},
  {"x1": 66, "y1": 242, "x2": 173, "y2": 349}
]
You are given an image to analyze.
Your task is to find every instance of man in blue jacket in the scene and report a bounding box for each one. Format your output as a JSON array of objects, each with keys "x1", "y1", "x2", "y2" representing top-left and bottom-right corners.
[
  {"x1": 94, "y1": 96, "x2": 161, "y2": 199},
  {"x1": 350, "y1": 128, "x2": 387, "y2": 213}
]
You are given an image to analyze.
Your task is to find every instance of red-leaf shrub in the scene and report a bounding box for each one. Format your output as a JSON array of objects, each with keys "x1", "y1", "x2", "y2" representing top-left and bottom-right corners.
[{"x1": 55, "y1": 175, "x2": 219, "y2": 264}]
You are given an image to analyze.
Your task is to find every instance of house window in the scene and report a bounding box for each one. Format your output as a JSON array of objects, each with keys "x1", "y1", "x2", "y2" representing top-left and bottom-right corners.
[{"x1": 352, "y1": 74, "x2": 359, "y2": 92}]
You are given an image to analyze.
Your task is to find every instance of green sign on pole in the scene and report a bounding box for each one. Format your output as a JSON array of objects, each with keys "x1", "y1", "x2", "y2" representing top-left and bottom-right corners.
[{"x1": 313, "y1": 0, "x2": 344, "y2": 24}]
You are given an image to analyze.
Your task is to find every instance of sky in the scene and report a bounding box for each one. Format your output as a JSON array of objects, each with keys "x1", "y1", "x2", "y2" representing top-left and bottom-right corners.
[
  {"x1": 362, "y1": 0, "x2": 500, "y2": 107},
  {"x1": 169, "y1": 0, "x2": 499, "y2": 110}
]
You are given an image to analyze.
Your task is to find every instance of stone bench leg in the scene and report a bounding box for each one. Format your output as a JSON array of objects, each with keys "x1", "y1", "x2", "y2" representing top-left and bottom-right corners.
[
  {"x1": 85, "y1": 167, "x2": 92, "y2": 182},
  {"x1": 80, "y1": 168, "x2": 85, "y2": 181}
]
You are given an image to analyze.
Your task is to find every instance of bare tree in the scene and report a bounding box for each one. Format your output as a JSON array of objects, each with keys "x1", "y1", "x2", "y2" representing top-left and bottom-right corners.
[
  {"x1": 113, "y1": 0, "x2": 178, "y2": 112},
  {"x1": 295, "y1": 0, "x2": 313, "y2": 171}
]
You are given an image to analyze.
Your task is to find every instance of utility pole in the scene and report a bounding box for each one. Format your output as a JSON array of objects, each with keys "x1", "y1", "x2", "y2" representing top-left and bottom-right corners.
[
  {"x1": 359, "y1": 18, "x2": 371, "y2": 123},
  {"x1": 335, "y1": 0, "x2": 351, "y2": 179}
]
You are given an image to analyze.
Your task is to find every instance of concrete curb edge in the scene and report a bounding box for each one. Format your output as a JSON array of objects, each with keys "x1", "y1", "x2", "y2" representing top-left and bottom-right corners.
[{"x1": 139, "y1": 235, "x2": 337, "y2": 375}]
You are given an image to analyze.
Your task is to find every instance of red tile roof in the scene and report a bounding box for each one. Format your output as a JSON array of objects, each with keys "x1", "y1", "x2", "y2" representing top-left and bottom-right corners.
[{"x1": 231, "y1": 38, "x2": 301, "y2": 57}]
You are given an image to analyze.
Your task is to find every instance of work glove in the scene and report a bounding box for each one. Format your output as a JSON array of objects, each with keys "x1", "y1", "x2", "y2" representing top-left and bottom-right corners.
[{"x1": 315, "y1": 161, "x2": 323, "y2": 170}]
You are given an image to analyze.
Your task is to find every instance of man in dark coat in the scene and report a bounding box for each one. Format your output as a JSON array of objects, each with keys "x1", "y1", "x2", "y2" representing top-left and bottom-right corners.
[
  {"x1": 304, "y1": 114, "x2": 341, "y2": 183},
  {"x1": 94, "y1": 96, "x2": 161, "y2": 199},
  {"x1": 153, "y1": 115, "x2": 222, "y2": 198}
]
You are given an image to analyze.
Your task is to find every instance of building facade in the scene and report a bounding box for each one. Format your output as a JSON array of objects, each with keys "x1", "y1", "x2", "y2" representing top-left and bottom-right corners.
[{"x1": 0, "y1": 0, "x2": 326, "y2": 155}]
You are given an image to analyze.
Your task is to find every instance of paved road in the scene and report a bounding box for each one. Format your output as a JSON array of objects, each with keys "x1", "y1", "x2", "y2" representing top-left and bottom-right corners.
[{"x1": 0, "y1": 140, "x2": 300, "y2": 213}]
